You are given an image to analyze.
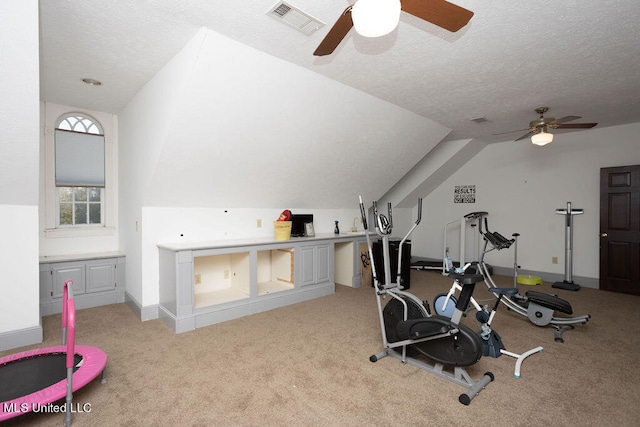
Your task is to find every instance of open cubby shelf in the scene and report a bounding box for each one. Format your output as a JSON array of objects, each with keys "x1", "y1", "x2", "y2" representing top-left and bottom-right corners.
[
  {"x1": 193, "y1": 251, "x2": 251, "y2": 308},
  {"x1": 257, "y1": 248, "x2": 294, "y2": 296},
  {"x1": 257, "y1": 281, "x2": 294, "y2": 295},
  {"x1": 158, "y1": 234, "x2": 369, "y2": 333},
  {"x1": 195, "y1": 288, "x2": 249, "y2": 309}
]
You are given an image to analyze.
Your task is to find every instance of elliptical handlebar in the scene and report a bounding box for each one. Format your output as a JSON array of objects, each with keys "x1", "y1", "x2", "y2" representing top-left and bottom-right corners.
[
  {"x1": 358, "y1": 195, "x2": 423, "y2": 290},
  {"x1": 358, "y1": 195, "x2": 368, "y2": 231},
  {"x1": 371, "y1": 201, "x2": 393, "y2": 236},
  {"x1": 359, "y1": 196, "x2": 422, "y2": 238},
  {"x1": 397, "y1": 198, "x2": 422, "y2": 283},
  {"x1": 416, "y1": 198, "x2": 423, "y2": 226},
  {"x1": 360, "y1": 197, "x2": 380, "y2": 286}
]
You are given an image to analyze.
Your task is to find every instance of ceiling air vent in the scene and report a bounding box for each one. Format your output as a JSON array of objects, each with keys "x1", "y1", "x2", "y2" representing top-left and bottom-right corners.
[{"x1": 267, "y1": 2, "x2": 324, "y2": 36}]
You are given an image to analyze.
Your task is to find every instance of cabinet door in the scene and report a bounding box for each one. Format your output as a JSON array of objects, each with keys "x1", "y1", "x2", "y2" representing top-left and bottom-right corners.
[
  {"x1": 300, "y1": 244, "x2": 331, "y2": 286},
  {"x1": 316, "y1": 245, "x2": 330, "y2": 284},
  {"x1": 300, "y1": 246, "x2": 316, "y2": 286},
  {"x1": 86, "y1": 260, "x2": 116, "y2": 293},
  {"x1": 53, "y1": 264, "x2": 85, "y2": 298},
  {"x1": 40, "y1": 264, "x2": 52, "y2": 302}
]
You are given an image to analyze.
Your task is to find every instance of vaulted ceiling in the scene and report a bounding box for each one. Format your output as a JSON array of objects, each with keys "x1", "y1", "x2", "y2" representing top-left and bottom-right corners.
[{"x1": 39, "y1": 0, "x2": 640, "y2": 144}]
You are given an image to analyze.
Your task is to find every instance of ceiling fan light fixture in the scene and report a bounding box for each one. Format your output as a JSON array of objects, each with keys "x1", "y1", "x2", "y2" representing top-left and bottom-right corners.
[
  {"x1": 531, "y1": 130, "x2": 554, "y2": 146},
  {"x1": 351, "y1": 0, "x2": 401, "y2": 38}
]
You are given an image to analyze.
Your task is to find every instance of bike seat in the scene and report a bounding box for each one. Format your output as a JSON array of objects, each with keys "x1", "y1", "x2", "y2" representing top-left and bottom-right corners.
[
  {"x1": 489, "y1": 287, "x2": 518, "y2": 297},
  {"x1": 525, "y1": 290, "x2": 573, "y2": 315},
  {"x1": 449, "y1": 272, "x2": 484, "y2": 285}
]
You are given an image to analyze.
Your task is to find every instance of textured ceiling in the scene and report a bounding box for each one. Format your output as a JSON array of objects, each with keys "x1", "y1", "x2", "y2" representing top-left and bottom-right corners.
[{"x1": 39, "y1": 0, "x2": 640, "y2": 143}]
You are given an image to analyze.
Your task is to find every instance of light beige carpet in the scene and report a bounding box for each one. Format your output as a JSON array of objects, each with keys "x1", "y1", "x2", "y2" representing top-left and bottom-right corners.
[{"x1": 2, "y1": 270, "x2": 639, "y2": 426}]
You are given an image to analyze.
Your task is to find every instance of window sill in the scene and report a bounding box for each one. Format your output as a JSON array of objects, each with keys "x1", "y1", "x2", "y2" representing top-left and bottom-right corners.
[{"x1": 44, "y1": 226, "x2": 116, "y2": 239}]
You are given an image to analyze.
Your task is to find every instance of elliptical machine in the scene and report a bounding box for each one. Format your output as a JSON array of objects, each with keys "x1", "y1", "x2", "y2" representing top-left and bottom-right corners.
[{"x1": 360, "y1": 196, "x2": 494, "y2": 405}]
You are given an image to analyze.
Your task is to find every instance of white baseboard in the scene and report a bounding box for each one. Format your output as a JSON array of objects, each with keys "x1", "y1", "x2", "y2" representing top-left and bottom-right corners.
[
  {"x1": 125, "y1": 291, "x2": 158, "y2": 321},
  {"x1": 0, "y1": 324, "x2": 43, "y2": 352},
  {"x1": 491, "y1": 266, "x2": 599, "y2": 289}
]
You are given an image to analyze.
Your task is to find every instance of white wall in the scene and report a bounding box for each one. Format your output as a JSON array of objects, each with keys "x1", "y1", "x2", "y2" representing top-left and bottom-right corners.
[
  {"x1": 0, "y1": 1, "x2": 40, "y2": 342},
  {"x1": 119, "y1": 28, "x2": 211, "y2": 307},
  {"x1": 39, "y1": 102, "x2": 120, "y2": 257},
  {"x1": 145, "y1": 28, "x2": 450, "y2": 210},
  {"x1": 409, "y1": 122, "x2": 640, "y2": 283},
  {"x1": 119, "y1": 28, "x2": 451, "y2": 309}
]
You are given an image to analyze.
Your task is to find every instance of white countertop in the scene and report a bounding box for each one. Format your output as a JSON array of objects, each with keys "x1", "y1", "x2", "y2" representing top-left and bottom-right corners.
[
  {"x1": 40, "y1": 251, "x2": 126, "y2": 263},
  {"x1": 157, "y1": 232, "x2": 370, "y2": 251}
]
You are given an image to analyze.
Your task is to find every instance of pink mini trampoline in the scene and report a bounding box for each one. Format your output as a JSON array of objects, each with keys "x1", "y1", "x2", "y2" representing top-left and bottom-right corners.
[{"x1": 0, "y1": 281, "x2": 107, "y2": 426}]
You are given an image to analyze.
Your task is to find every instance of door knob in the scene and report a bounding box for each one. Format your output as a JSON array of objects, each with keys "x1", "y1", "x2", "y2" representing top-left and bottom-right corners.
[{"x1": 600, "y1": 232, "x2": 608, "y2": 237}]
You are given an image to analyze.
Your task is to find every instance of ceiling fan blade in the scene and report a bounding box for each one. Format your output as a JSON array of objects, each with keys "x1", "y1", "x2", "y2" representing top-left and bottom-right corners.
[
  {"x1": 548, "y1": 115, "x2": 581, "y2": 126},
  {"x1": 401, "y1": 0, "x2": 474, "y2": 32},
  {"x1": 556, "y1": 123, "x2": 598, "y2": 129},
  {"x1": 514, "y1": 131, "x2": 536, "y2": 142},
  {"x1": 492, "y1": 128, "x2": 528, "y2": 136},
  {"x1": 313, "y1": 6, "x2": 354, "y2": 56}
]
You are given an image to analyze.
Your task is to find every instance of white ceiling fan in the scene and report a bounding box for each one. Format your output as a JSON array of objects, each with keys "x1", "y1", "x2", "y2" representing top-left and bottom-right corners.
[{"x1": 313, "y1": 0, "x2": 474, "y2": 56}]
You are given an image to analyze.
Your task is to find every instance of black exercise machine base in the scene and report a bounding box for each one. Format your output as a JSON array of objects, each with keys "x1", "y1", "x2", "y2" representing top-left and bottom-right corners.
[
  {"x1": 369, "y1": 348, "x2": 494, "y2": 406},
  {"x1": 552, "y1": 280, "x2": 581, "y2": 291}
]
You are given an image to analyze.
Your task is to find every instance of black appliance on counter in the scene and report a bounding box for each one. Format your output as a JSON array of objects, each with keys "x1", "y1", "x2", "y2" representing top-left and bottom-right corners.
[
  {"x1": 290, "y1": 214, "x2": 314, "y2": 237},
  {"x1": 372, "y1": 239, "x2": 411, "y2": 289}
]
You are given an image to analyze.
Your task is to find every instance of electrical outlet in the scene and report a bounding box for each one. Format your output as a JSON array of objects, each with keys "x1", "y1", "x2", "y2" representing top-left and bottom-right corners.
[
  {"x1": 552, "y1": 256, "x2": 558, "y2": 264},
  {"x1": 257, "y1": 219, "x2": 262, "y2": 228},
  {"x1": 224, "y1": 270, "x2": 230, "y2": 279},
  {"x1": 194, "y1": 273, "x2": 201, "y2": 284}
]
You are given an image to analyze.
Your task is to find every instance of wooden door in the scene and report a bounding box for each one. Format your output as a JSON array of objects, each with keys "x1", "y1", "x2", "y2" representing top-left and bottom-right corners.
[{"x1": 599, "y1": 165, "x2": 640, "y2": 294}]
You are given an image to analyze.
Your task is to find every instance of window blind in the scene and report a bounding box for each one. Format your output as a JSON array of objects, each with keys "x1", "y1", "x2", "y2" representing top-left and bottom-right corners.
[{"x1": 55, "y1": 129, "x2": 105, "y2": 187}]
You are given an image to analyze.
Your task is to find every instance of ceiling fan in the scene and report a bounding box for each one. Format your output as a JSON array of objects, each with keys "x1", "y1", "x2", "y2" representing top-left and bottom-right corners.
[
  {"x1": 313, "y1": 0, "x2": 474, "y2": 56},
  {"x1": 494, "y1": 107, "x2": 598, "y2": 146}
]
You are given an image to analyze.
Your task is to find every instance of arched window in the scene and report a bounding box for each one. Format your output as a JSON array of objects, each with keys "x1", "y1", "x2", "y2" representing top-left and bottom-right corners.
[
  {"x1": 54, "y1": 113, "x2": 105, "y2": 226},
  {"x1": 57, "y1": 114, "x2": 102, "y2": 134},
  {"x1": 44, "y1": 104, "x2": 115, "y2": 237}
]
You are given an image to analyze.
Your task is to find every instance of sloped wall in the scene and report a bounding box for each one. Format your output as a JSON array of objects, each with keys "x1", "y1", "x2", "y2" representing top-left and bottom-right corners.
[
  {"x1": 145, "y1": 28, "x2": 451, "y2": 209},
  {"x1": 120, "y1": 28, "x2": 452, "y2": 308}
]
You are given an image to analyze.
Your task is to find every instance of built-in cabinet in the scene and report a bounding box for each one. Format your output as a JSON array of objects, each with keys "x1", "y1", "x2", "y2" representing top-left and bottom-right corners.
[
  {"x1": 300, "y1": 244, "x2": 330, "y2": 286},
  {"x1": 158, "y1": 234, "x2": 366, "y2": 333},
  {"x1": 39, "y1": 254, "x2": 126, "y2": 316}
]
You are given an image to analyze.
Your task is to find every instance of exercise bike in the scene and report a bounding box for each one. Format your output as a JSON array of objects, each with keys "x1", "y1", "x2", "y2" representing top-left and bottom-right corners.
[
  {"x1": 434, "y1": 263, "x2": 543, "y2": 378},
  {"x1": 360, "y1": 196, "x2": 494, "y2": 405},
  {"x1": 472, "y1": 213, "x2": 590, "y2": 342}
]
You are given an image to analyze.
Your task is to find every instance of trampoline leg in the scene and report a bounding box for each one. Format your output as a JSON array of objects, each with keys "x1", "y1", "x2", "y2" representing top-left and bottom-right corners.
[
  {"x1": 66, "y1": 367, "x2": 73, "y2": 427},
  {"x1": 101, "y1": 368, "x2": 107, "y2": 384}
]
